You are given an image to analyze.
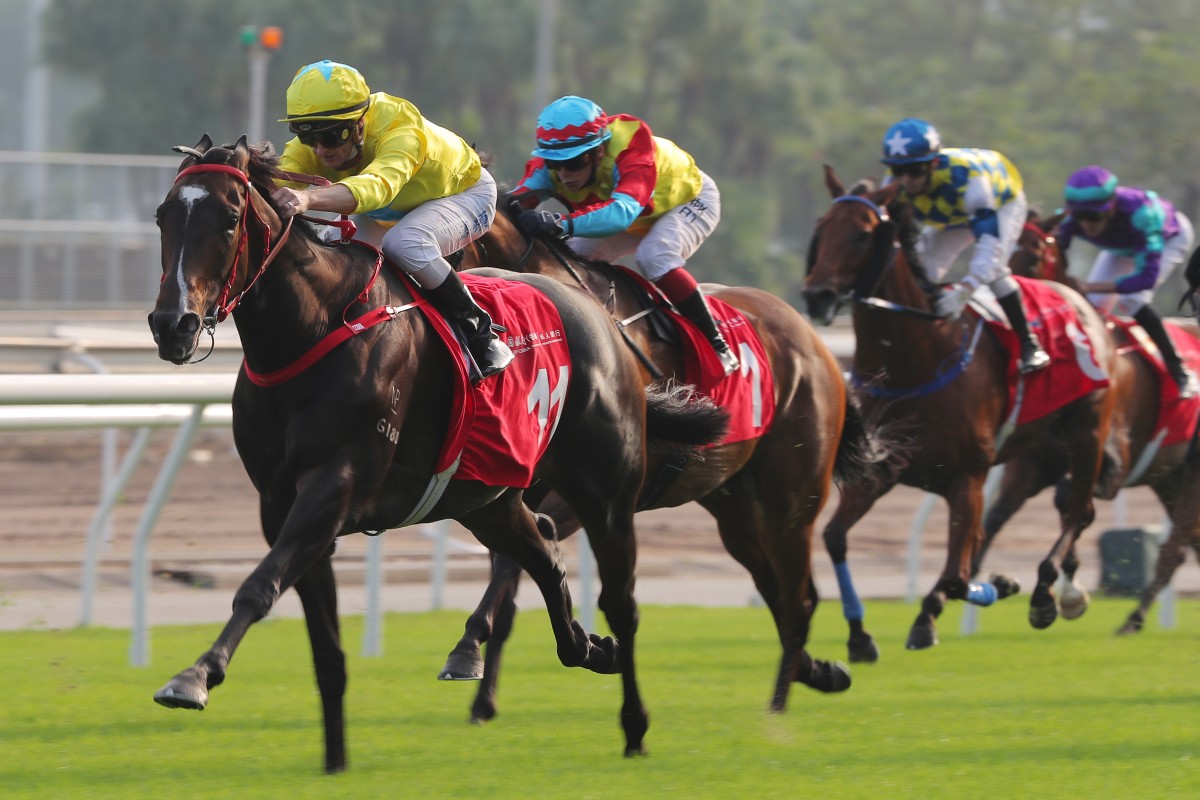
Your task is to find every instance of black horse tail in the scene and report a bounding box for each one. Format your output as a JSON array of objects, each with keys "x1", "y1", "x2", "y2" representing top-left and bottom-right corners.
[
  {"x1": 833, "y1": 390, "x2": 910, "y2": 496},
  {"x1": 644, "y1": 382, "x2": 730, "y2": 449}
]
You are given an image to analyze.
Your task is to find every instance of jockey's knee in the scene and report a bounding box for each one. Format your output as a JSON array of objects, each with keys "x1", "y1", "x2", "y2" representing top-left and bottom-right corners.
[{"x1": 989, "y1": 274, "x2": 1020, "y2": 300}]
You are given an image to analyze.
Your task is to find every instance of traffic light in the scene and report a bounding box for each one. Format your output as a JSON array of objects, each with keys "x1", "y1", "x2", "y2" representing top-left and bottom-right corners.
[{"x1": 240, "y1": 25, "x2": 283, "y2": 51}]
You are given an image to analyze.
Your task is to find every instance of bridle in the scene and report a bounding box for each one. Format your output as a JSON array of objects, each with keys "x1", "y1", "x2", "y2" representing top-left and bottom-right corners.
[{"x1": 173, "y1": 162, "x2": 295, "y2": 327}]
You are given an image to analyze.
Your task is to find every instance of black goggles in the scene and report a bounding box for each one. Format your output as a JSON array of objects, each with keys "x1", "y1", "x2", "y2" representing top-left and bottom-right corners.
[
  {"x1": 1073, "y1": 209, "x2": 1108, "y2": 223},
  {"x1": 291, "y1": 123, "x2": 353, "y2": 148},
  {"x1": 545, "y1": 151, "x2": 593, "y2": 172},
  {"x1": 890, "y1": 162, "x2": 928, "y2": 178}
]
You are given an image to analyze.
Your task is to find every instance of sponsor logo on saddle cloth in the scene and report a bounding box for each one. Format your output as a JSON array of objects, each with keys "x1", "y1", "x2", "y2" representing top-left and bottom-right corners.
[
  {"x1": 972, "y1": 276, "x2": 1109, "y2": 426},
  {"x1": 420, "y1": 274, "x2": 571, "y2": 487},
  {"x1": 1111, "y1": 316, "x2": 1200, "y2": 446}
]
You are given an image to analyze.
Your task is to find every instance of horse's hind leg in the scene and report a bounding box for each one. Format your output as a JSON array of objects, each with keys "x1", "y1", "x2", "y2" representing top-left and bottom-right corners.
[
  {"x1": 704, "y1": 472, "x2": 850, "y2": 715},
  {"x1": 1120, "y1": 472, "x2": 1200, "y2": 634},
  {"x1": 440, "y1": 551, "x2": 524, "y2": 684}
]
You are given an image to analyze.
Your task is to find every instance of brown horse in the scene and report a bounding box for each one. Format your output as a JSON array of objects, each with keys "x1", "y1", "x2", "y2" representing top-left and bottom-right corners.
[
  {"x1": 437, "y1": 193, "x2": 897, "y2": 723},
  {"x1": 1000, "y1": 218, "x2": 1200, "y2": 635},
  {"x1": 147, "y1": 136, "x2": 730, "y2": 772},
  {"x1": 802, "y1": 165, "x2": 1118, "y2": 651}
]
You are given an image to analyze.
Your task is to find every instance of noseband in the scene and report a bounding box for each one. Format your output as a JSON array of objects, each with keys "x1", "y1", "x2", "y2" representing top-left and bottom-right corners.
[{"x1": 174, "y1": 163, "x2": 294, "y2": 325}]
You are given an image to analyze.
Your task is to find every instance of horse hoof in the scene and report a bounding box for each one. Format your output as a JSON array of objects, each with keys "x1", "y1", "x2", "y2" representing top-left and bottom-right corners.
[
  {"x1": 623, "y1": 744, "x2": 648, "y2": 757},
  {"x1": 905, "y1": 626, "x2": 938, "y2": 650},
  {"x1": 848, "y1": 633, "x2": 880, "y2": 664},
  {"x1": 154, "y1": 681, "x2": 207, "y2": 711},
  {"x1": 824, "y1": 661, "x2": 852, "y2": 693},
  {"x1": 989, "y1": 574, "x2": 1021, "y2": 599},
  {"x1": 1059, "y1": 587, "x2": 1090, "y2": 620},
  {"x1": 438, "y1": 649, "x2": 484, "y2": 681},
  {"x1": 1029, "y1": 602, "x2": 1058, "y2": 629},
  {"x1": 1116, "y1": 613, "x2": 1144, "y2": 636}
]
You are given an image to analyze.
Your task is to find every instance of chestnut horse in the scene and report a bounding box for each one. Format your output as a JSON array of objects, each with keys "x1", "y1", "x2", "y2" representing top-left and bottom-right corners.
[
  {"x1": 437, "y1": 194, "x2": 897, "y2": 722},
  {"x1": 1000, "y1": 218, "x2": 1200, "y2": 635},
  {"x1": 147, "y1": 137, "x2": 730, "y2": 772},
  {"x1": 802, "y1": 165, "x2": 1118, "y2": 652}
]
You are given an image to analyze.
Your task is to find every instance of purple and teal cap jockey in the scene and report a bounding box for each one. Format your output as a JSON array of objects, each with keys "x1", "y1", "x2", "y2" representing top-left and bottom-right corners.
[
  {"x1": 532, "y1": 96, "x2": 612, "y2": 161},
  {"x1": 881, "y1": 118, "x2": 942, "y2": 166},
  {"x1": 1063, "y1": 166, "x2": 1119, "y2": 213}
]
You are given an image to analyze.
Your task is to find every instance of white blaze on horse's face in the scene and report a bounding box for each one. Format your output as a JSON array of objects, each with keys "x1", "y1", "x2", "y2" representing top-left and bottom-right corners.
[{"x1": 168, "y1": 184, "x2": 211, "y2": 315}]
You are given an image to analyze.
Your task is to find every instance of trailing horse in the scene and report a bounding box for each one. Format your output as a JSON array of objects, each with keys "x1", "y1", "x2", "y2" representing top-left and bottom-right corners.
[
  {"x1": 434, "y1": 194, "x2": 898, "y2": 722},
  {"x1": 147, "y1": 136, "x2": 729, "y2": 772},
  {"x1": 802, "y1": 164, "x2": 1118, "y2": 652},
  {"x1": 1005, "y1": 222, "x2": 1200, "y2": 635}
]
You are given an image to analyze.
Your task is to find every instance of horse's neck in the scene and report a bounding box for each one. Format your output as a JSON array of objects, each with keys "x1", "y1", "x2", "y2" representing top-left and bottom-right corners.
[
  {"x1": 852, "y1": 256, "x2": 960, "y2": 368},
  {"x1": 234, "y1": 236, "x2": 387, "y2": 362}
]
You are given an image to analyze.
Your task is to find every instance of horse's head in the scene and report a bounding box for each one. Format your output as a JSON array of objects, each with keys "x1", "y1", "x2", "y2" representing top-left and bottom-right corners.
[
  {"x1": 148, "y1": 135, "x2": 278, "y2": 363},
  {"x1": 801, "y1": 164, "x2": 900, "y2": 326}
]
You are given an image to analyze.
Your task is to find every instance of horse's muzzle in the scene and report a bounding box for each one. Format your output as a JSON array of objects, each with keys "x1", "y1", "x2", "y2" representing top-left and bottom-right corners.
[
  {"x1": 801, "y1": 289, "x2": 840, "y2": 327},
  {"x1": 147, "y1": 309, "x2": 202, "y2": 364}
]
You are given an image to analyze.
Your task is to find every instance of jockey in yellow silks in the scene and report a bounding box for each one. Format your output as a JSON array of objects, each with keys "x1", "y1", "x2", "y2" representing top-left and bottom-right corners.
[{"x1": 271, "y1": 60, "x2": 512, "y2": 380}]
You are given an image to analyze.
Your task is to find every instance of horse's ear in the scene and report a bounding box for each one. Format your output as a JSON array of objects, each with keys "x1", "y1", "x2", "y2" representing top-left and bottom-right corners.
[
  {"x1": 875, "y1": 182, "x2": 901, "y2": 206},
  {"x1": 172, "y1": 134, "x2": 213, "y2": 164},
  {"x1": 823, "y1": 164, "x2": 845, "y2": 198}
]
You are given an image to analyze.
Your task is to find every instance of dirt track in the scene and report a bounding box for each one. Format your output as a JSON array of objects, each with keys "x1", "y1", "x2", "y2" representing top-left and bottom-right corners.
[{"x1": 0, "y1": 425, "x2": 1180, "y2": 631}]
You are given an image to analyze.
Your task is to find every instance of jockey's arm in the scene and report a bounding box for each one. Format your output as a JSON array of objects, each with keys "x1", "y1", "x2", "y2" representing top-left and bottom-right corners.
[{"x1": 271, "y1": 183, "x2": 357, "y2": 218}]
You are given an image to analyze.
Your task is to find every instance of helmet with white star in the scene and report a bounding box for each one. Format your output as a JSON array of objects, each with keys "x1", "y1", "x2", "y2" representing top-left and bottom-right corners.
[
  {"x1": 1063, "y1": 166, "x2": 1119, "y2": 214},
  {"x1": 881, "y1": 118, "x2": 942, "y2": 166}
]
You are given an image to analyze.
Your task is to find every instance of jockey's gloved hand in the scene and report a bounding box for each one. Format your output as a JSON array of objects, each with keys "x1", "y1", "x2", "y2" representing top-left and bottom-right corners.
[
  {"x1": 517, "y1": 209, "x2": 571, "y2": 239},
  {"x1": 935, "y1": 279, "x2": 978, "y2": 318}
]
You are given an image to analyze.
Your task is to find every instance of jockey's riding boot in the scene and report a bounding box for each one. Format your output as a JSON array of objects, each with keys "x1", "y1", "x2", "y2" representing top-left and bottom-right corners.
[
  {"x1": 996, "y1": 291, "x2": 1050, "y2": 374},
  {"x1": 674, "y1": 290, "x2": 740, "y2": 376},
  {"x1": 1134, "y1": 305, "x2": 1198, "y2": 399},
  {"x1": 424, "y1": 272, "x2": 514, "y2": 382}
]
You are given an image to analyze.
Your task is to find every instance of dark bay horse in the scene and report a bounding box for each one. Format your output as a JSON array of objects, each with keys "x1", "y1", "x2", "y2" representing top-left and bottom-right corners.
[
  {"x1": 437, "y1": 195, "x2": 895, "y2": 722},
  {"x1": 1000, "y1": 221, "x2": 1200, "y2": 635},
  {"x1": 147, "y1": 136, "x2": 730, "y2": 772},
  {"x1": 802, "y1": 165, "x2": 1118, "y2": 651}
]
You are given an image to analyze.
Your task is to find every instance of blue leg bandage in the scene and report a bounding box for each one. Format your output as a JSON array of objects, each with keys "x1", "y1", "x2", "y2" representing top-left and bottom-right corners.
[{"x1": 835, "y1": 561, "x2": 865, "y2": 621}]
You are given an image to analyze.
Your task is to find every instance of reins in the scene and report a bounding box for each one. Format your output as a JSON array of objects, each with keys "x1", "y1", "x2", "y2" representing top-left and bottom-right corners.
[{"x1": 826, "y1": 194, "x2": 942, "y2": 321}]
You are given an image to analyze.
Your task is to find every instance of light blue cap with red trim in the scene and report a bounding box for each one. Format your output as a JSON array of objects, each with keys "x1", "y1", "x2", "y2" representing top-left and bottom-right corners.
[{"x1": 532, "y1": 96, "x2": 612, "y2": 160}]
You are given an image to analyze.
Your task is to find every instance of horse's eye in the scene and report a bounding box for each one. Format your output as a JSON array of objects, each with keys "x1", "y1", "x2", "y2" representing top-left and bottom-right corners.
[
  {"x1": 853, "y1": 231, "x2": 871, "y2": 245},
  {"x1": 225, "y1": 212, "x2": 240, "y2": 231}
]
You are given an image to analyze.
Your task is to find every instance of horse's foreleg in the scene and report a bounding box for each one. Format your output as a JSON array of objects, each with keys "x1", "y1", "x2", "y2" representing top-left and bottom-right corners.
[
  {"x1": 908, "y1": 475, "x2": 983, "y2": 650},
  {"x1": 154, "y1": 477, "x2": 351, "y2": 771},
  {"x1": 292, "y1": 551, "x2": 347, "y2": 773},
  {"x1": 822, "y1": 482, "x2": 891, "y2": 663}
]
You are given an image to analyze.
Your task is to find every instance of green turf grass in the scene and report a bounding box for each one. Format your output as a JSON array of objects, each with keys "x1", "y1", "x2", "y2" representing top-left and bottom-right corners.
[{"x1": 0, "y1": 598, "x2": 1196, "y2": 798}]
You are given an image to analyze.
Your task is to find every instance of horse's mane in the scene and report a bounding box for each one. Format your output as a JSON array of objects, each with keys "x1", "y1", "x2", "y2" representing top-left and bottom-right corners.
[{"x1": 225, "y1": 141, "x2": 327, "y2": 247}]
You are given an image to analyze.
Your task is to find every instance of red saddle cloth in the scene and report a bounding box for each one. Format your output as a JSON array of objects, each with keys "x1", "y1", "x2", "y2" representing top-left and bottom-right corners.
[
  {"x1": 1109, "y1": 315, "x2": 1200, "y2": 446},
  {"x1": 985, "y1": 276, "x2": 1110, "y2": 425},
  {"x1": 424, "y1": 274, "x2": 572, "y2": 487},
  {"x1": 614, "y1": 267, "x2": 777, "y2": 445}
]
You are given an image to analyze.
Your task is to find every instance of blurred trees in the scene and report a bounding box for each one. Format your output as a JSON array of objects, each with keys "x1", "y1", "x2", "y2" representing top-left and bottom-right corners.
[{"x1": 39, "y1": 0, "x2": 1200, "y2": 301}]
